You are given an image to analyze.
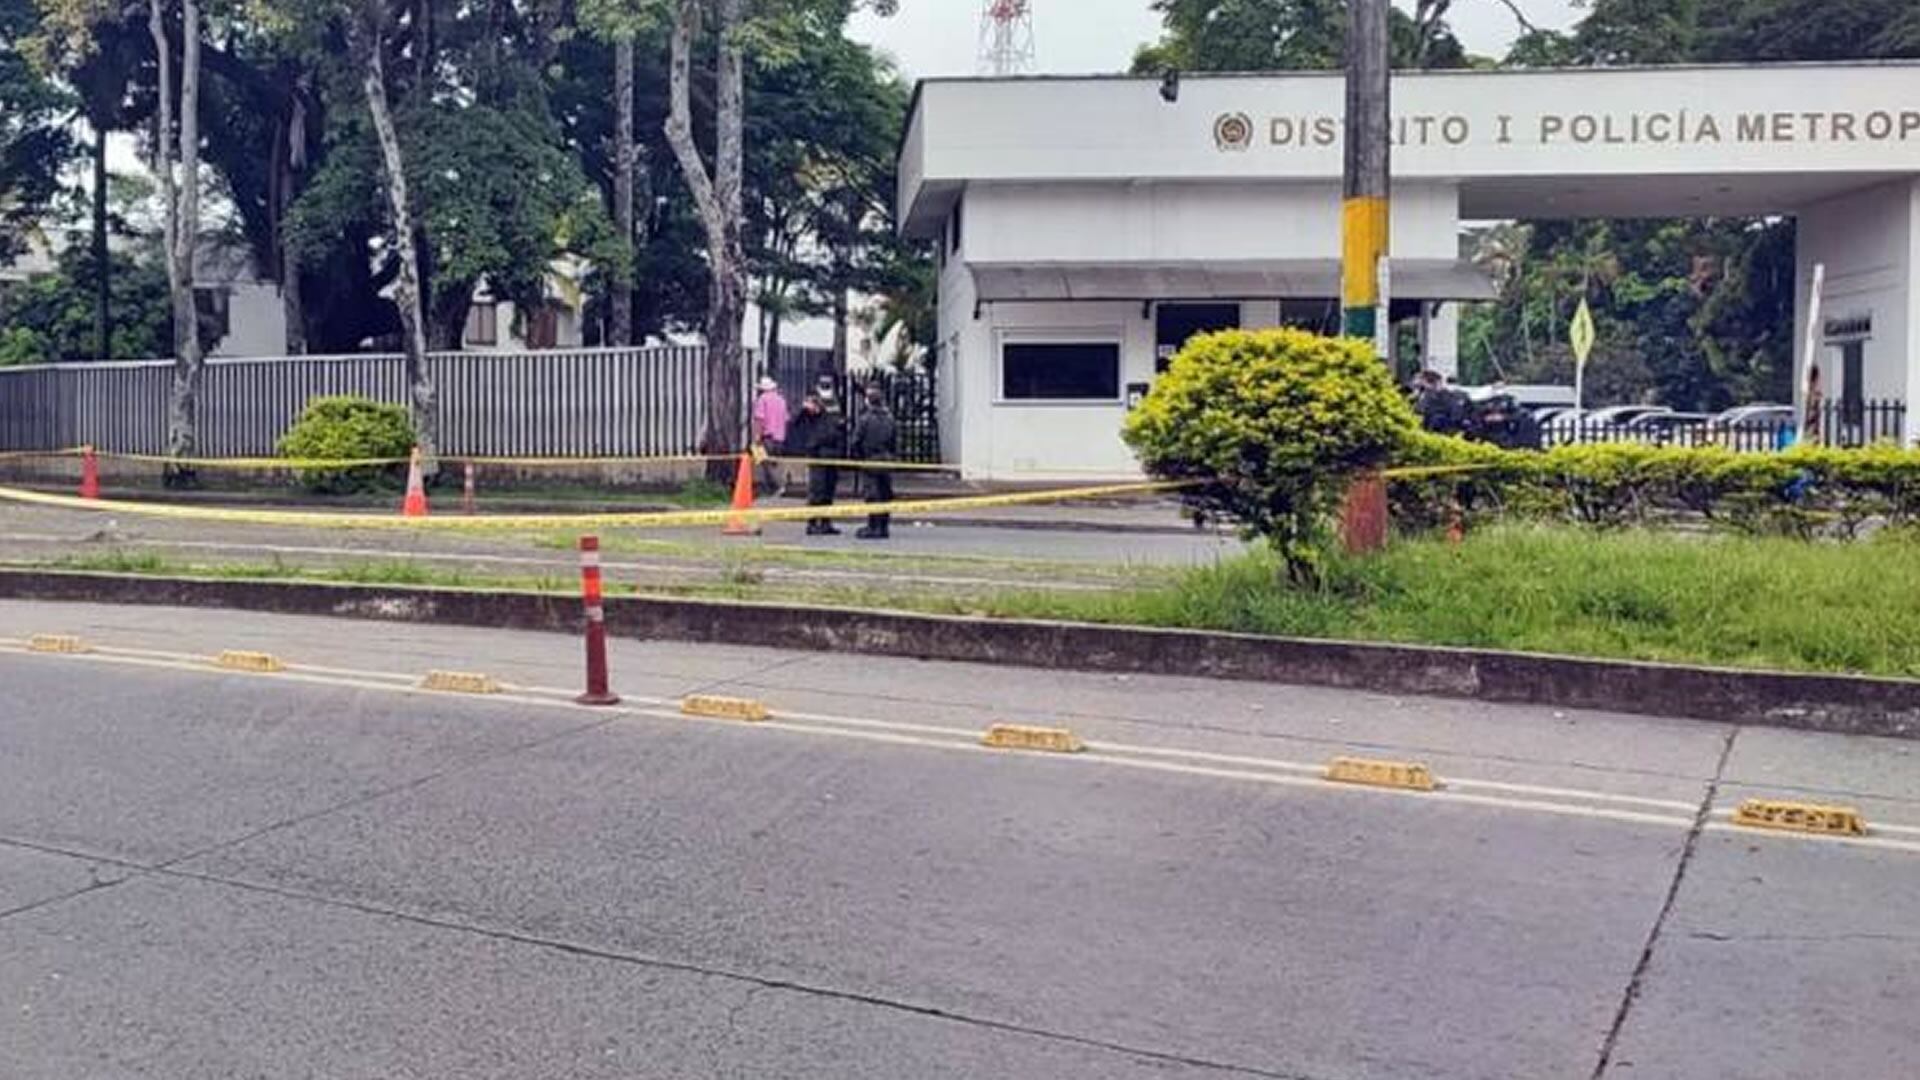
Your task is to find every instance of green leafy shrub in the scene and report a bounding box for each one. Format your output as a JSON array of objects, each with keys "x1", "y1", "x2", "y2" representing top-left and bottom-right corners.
[
  {"x1": 1123, "y1": 328, "x2": 1416, "y2": 584},
  {"x1": 1386, "y1": 437, "x2": 1920, "y2": 538},
  {"x1": 276, "y1": 396, "x2": 416, "y2": 494}
]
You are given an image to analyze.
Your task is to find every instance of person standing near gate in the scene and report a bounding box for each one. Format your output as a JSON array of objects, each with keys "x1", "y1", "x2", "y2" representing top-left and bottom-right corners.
[
  {"x1": 790, "y1": 391, "x2": 845, "y2": 535},
  {"x1": 750, "y1": 376, "x2": 789, "y2": 496},
  {"x1": 850, "y1": 384, "x2": 897, "y2": 540}
]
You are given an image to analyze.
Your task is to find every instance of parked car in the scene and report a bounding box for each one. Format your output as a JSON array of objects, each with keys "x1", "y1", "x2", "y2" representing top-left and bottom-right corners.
[
  {"x1": 1546, "y1": 405, "x2": 1669, "y2": 444},
  {"x1": 1708, "y1": 404, "x2": 1795, "y2": 450},
  {"x1": 1626, "y1": 411, "x2": 1713, "y2": 445}
]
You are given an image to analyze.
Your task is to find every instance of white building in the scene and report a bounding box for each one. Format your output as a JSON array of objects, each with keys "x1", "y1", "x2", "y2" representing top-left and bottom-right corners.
[{"x1": 897, "y1": 62, "x2": 1920, "y2": 480}]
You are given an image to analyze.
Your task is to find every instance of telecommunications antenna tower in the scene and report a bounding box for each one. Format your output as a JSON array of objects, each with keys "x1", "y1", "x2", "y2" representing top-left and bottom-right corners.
[{"x1": 979, "y1": 0, "x2": 1035, "y2": 76}]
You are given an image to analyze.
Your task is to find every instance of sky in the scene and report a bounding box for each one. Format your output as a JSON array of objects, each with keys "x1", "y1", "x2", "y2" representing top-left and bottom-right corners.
[{"x1": 848, "y1": 0, "x2": 1585, "y2": 80}]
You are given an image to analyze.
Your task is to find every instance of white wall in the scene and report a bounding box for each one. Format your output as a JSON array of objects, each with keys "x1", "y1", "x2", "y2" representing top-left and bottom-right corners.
[
  {"x1": 965, "y1": 180, "x2": 1459, "y2": 264},
  {"x1": 211, "y1": 282, "x2": 287, "y2": 358},
  {"x1": 1910, "y1": 181, "x2": 1920, "y2": 443},
  {"x1": 902, "y1": 64, "x2": 1920, "y2": 229},
  {"x1": 1796, "y1": 180, "x2": 1914, "y2": 417},
  {"x1": 971, "y1": 300, "x2": 1150, "y2": 480}
]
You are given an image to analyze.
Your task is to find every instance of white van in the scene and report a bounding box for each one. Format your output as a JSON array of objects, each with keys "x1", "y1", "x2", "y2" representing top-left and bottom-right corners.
[{"x1": 1462, "y1": 384, "x2": 1578, "y2": 412}]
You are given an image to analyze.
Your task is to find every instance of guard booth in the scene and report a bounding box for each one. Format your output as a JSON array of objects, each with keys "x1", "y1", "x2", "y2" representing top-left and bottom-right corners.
[{"x1": 897, "y1": 62, "x2": 1920, "y2": 480}]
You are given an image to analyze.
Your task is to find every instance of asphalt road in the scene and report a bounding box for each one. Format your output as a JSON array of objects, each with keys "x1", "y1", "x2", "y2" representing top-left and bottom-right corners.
[{"x1": 1, "y1": 600, "x2": 1917, "y2": 1079}]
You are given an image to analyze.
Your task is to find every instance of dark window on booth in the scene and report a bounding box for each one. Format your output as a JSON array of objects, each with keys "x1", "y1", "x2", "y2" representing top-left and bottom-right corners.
[
  {"x1": 1840, "y1": 340, "x2": 1865, "y2": 425},
  {"x1": 1155, "y1": 302, "x2": 1239, "y2": 372},
  {"x1": 949, "y1": 199, "x2": 963, "y2": 255},
  {"x1": 465, "y1": 303, "x2": 498, "y2": 346},
  {"x1": 193, "y1": 287, "x2": 231, "y2": 342},
  {"x1": 1002, "y1": 341, "x2": 1120, "y2": 401}
]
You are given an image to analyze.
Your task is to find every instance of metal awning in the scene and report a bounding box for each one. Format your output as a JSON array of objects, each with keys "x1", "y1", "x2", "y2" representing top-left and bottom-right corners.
[{"x1": 969, "y1": 258, "x2": 1496, "y2": 304}]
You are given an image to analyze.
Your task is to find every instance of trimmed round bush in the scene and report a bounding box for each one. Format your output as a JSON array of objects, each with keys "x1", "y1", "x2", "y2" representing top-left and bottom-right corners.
[
  {"x1": 1123, "y1": 328, "x2": 1417, "y2": 584},
  {"x1": 277, "y1": 395, "x2": 416, "y2": 494}
]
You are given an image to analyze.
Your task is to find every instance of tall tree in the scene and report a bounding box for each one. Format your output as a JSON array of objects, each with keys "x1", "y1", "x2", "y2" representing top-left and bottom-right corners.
[
  {"x1": 149, "y1": 0, "x2": 205, "y2": 470},
  {"x1": 353, "y1": 0, "x2": 435, "y2": 461},
  {"x1": 1, "y1": 0, "x2": 75, "y2": 265},
  {"x1": 578, "y1": 0, "x2": 652, "y2": 346},
  {"x1": 663, "y1": 0, "x2": 749, "y2": 460}
]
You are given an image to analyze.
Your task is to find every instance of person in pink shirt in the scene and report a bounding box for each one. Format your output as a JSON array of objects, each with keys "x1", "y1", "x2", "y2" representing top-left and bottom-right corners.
[{"x1": 751, "y1": 376, "x2": 791, "y2": 495}]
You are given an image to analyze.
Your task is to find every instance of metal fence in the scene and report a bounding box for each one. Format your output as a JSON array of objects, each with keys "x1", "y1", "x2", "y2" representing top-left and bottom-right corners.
[
  {"x1": 1533, "y1": 400, "x2": 1907, "y2": 452},
  {"x1": 0, "y1": 345, "x2": 852, "y2": 459}
]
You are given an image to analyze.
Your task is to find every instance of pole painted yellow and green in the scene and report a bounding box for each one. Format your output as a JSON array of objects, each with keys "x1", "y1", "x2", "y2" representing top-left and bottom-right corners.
[{"x1": 1341, "y1": 0, "x2": 1391, "y2": 344}]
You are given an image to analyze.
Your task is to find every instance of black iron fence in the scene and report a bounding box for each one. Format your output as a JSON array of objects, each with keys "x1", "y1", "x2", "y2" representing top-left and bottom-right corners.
[
  {"x1": 755, "y1": 349, "x2": 940, "y2": 464},
  {"x1": 1524, "y1": 400, "x2": 1906, "y2": 453}
]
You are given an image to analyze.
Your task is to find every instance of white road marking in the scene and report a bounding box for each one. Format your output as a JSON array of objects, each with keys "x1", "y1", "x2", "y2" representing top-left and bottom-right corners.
[{"x1": 2, "y1": 640, "x2": 1914, "y2": 850}]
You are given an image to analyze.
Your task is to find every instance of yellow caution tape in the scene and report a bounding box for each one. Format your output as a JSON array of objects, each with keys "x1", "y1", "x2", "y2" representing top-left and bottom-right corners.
[
  {"x1": 4, "y1": 447, "x2": 1485, "y2": 480},
  {"x1": 0, "y1": 479, "x2": 1197, "y2": 531},
  {"x1": 1380, "y1": 463, "x2": 1506, "y2": 480},
  {"x1": 27, "y1": 448, "x2": 957, "y2": 473},
  {"x1": 769, "y1": 456, "x2": 957, "y2": 473},
  {"x1": 98, "y1": 451, "x2": 418, "y2": 469}
]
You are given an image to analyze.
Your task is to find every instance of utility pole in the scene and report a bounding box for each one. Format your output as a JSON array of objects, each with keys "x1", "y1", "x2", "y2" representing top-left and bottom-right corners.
[{"x1": 1342, "y1": 0, "x2": 1390, "y2": 345}]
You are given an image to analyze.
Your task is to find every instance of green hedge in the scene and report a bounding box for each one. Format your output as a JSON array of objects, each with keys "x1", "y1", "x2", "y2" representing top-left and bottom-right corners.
[
  {"x1": 1390, "y1": 434, "x2": 1920, "y2": 537},
  {"x1": 277, "y1": 396, "x2": 416, "y2": 494}
]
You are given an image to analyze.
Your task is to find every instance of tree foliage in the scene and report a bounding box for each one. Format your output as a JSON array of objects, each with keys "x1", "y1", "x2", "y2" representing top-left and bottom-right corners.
[
  {"x1": 3, "y1": 0, "x2": 923, "y2": 374},
  {"x1": 1130, "y1": 0, "x2": 1471, "y2": 73},
  {"x1": 1461, "y1": 0, "x2": 1917, "y2": 410},
  {"x1": 1125, "y1": 329, "x2": 1417, "y2": 584}
]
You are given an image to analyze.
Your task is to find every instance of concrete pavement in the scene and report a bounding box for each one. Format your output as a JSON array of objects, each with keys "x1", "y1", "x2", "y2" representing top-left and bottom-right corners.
[{"x1": 1, "y1": 600, "x2": 1916, "y2": 1078}]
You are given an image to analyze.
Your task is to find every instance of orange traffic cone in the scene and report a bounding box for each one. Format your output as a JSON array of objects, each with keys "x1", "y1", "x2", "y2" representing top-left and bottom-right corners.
[
  {"x1": 722, "y1": 452, "x2": 759, "y2": 536},
  {"x1": 79, "y1": 445, "x2": 100, "y2": 500},
  {"x1": 401, "y1": 446, "x2": 429, "y2": 518}
]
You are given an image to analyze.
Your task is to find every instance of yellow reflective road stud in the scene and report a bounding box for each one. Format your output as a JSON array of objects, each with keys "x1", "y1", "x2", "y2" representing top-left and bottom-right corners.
[
  {"x1": 980, "y1": 724, "x2": 1085, "y2": 753},
  {"x1": 419, "y1": 670, "x2": 503, "y2": 695},
  {"x1": 681, "y1": 695, "x2": 771, "y2": 722},
  {"x1": 28, "y1": 634, "x2": 89, "y2": 654},
  {"x1": 1324, "y1": 756, "x2": 1438, "y2": 792},
  {"x1": 214, "y1": 650, "x2": 287, "y2": 673},
  {"x1": 1732, "y1": 799, "x2": 1866, "y2": 837}
]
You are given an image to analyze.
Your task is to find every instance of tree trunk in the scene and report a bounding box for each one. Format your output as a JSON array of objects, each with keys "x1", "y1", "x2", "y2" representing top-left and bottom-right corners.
[
  {"x1": 665, "y1": 0, "x2": 748, "y2": 463},
  {"x1": 361, "y1": 9, "x2": 438, "y2": 466},
  {"x1": 154, "y1": 0, "x2": 205, "y2": 478},
  {"x1": 763, "y1": 303, "x2": 782, "y2": 357},
  {"x1": 610, "y1": 34, "x2": 636, "y2": 347},
  {"x1": 92, "y1": 124, "x2": 110, "y2": 361},
  {"x1": 278, "y1": 95, "x2": 308, "y2": 354},
  {"x1": 831, "y1": 288, "x2": 849, "y2": 376}
]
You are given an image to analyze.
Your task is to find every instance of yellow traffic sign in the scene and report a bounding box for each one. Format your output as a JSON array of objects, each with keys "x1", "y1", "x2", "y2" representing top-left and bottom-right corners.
[{"x1": 1570, "y1": 299, "x2": 1596, "y2": 368}]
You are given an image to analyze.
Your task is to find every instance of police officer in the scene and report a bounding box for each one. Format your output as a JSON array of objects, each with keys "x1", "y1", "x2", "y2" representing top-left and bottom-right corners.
[
  {"x1": 788, "y1": 391, "x2": 846, "y2": 535},
  {"x1": 850, "y1": 384, "x2": 897, "y2": 540}
]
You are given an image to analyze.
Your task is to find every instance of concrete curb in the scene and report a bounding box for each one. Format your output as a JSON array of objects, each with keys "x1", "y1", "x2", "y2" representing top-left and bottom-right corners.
[{"x1": 1, "y1": 568, "x2": 1915, "y2": 739}]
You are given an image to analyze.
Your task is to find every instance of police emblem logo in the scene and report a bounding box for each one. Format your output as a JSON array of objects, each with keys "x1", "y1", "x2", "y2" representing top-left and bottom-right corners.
[{"x1": 1213, "y1": 112, "x2": 1254, "y2": 151}]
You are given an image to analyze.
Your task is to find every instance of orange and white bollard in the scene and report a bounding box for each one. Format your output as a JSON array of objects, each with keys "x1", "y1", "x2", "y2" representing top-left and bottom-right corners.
[
  {"x1": 79, "y1": 445, "x2": 100, "y2": 500},
  {"x1": 575, "y1": 536, "x2": 620, "y2": 706},
  {"x1": 462, "y1": 461, "x2": 477, "y2": 515}
]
